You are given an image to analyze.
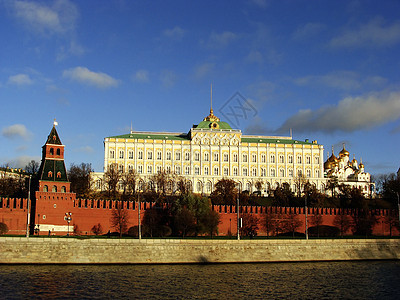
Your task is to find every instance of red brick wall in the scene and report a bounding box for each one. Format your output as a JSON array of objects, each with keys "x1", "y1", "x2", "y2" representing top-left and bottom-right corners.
[{"x1": 1, "y1": 197, "x2": 399, "y2": 237}]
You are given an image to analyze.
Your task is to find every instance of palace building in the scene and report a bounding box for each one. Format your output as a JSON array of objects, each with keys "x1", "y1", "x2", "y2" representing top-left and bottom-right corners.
[{"x1": 92, "y1": 107, "x2": 327, "y2": 195}]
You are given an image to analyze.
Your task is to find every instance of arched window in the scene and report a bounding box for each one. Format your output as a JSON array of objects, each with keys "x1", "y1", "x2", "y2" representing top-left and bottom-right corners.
[
  {"x1": 270, "y1": 155, "x2": 275, "y2": 163},
  {"x1": 166, "y1": 152, "x2": 171, "y2": 160},
  {"x1": 204, "y1": 152, "x2": 209, "y2": 161},
  {"x1": 147, "y1": 151, "x2": 152, "y2": 160},
  {"x1": 56, "y1": 149, "x2": 61, "y2": 156},
  {"x1": 261, "y1": 154, "x2": 266, "y2": 163},
  {"x1": 224, "y1": 167, "x2": 229, "y2": 176},
  {"x1": 206, "y1": 181, "x2": 212, "y2": 193},
  {"x1": 194, "y1": 152, "x2": 200, "y2": 161},
  {"x1": 233, "y1": 167, "x2": 238, "y2": 176},
  {"x1": 110, "y1": 150, "x2": 115, "y2": 159},
  {"x1": 213, "y1": 167, "x2": 219, "y2": 175},
  {"x1": 233, "y1": 153, "x2": 238, "y2": 162},
  {"x1": 119, "y1": 150, "x2": 124, "y2": 159},
  {"x1": 279, "y1": 169, "x2": 285, "y2": 177},
  {"x1": 270, "y1": 169, "x2": 276, "y2": 177},
  {"x1": 213, "y1": 153, "x2": 219, "y2": 161},
  {"x1": 50, "y1": 148, "x2": 54, "y2": 155},
  {"x1": 61, "y1": 186, "x2": 66, "y2": 193},
  {"x1": 224, "y1": 153, "x2": 229, "y2": 162},
  {"x1": 52, "y1": 185, "x2": 57, "y2": 192},
  {"x1": 204, "y1": 166, "x2": 209, "y2": 175},
  {"x1": 43, "y1": 185, "x2": 48, "y2": 192},
  {"x1": 252, "y1": 154, "x2": 257, "y2": 162}
]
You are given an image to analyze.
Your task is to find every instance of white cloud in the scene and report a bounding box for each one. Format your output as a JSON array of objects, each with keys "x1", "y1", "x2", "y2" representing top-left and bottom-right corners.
[
  {"x1": 194, "y1": 63, "x2": 215, "y2": 79},
  {"x1": 330, "y1": 17, "x2": 400, "y2": 48},
  {"x1": 162, "y1": 26, "x2": 185, "y2": 40},
  {"x1": 133, "y1": 70, "x2": 150, "y2": 83},
  {"x1": 8, "y1": 155, "x2": 41, "y2": 169},
  {"x1": 276, "y1": 91, "x2": 400, "y2": 133},
  {"x1": 11, "y1": 0, "x2": 78, "y2": 36},
  {"x1": 2, "y1": 124, "x2": 32, "y2": 140},
  {"x1": 203, "y1": 31, "x2": 238, "y2": 48},
  {"x1": 160, "y1": 70, "x2": 177, "y2": 88},
  {"x1": 245, "y1": 50, "x2": 264, "y2": 64},
  {"x1": 7, "y1": 73, "x2": 33, "y2": 86},
  {"x1": 63, "y1": 67, "x2": 119, "y2": 88},
  {"x1": 292, "y1": 22, "x2": 326, "y2": 40},
  {"x1": 294, "y1": 71, "x2": 387, "y2": 91}
]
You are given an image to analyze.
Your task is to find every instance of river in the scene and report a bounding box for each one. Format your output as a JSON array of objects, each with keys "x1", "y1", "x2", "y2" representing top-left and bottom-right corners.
[{"x1": 1, "y1": 261, "x2": 400, "y2": 299}]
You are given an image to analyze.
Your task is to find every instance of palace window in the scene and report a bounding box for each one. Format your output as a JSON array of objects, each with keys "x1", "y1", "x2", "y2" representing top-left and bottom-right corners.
[
  {"x1": 279, "y1": 155, "x2": 284, "y2": 163},
  {"x1": 252, "y1": 168, "x2": 257, "y2": 176},
  {"x1": 224, "y1": 153, "x2": 229, "y2": 162},
  {"x1": 261, "y1": 168, "x2": 266, "y2": 177},
  {"x1": 306, "y1": 156, "x2": 311, "y2": 164},
  {"x1": 138, "y1": 165, "x2": 143, "y2": 174},
  {"x1": 233, "y1": 167, "x2": 238, "y2": 176},
  {"x1": 315, "y1": 156, "x2": 320, "y2": 164},
  {"x1": 252, "y1": 154, "x2": 257, "y2": 163},
  {"x1": 119, "y1": 150, "x2": 124, "y2": 159},
  {"x1": 166, "y1": 165, "x2": 171, "y2": 174},
  {"x1": 270, "y1": 155, "x2": 275, "y2": 163},
  {"x1": 194, "y1": 152, "x2": 200, "y2": 161},
  {"x1": 175, "y1": 152, "x2": 181, "y2": 160},
  {"x1": 243, "y1": 168, "x2": 248, "y2": 176},
  {"x1": 279, "y1": 169, "x2": 285, "y2": 177},
  {"x1": 204, "y1": 152, "x2": 209, "y2": 161},
  {"x1": 306, "y1": 169, "x2": 311, "y2": 178},
  {"x1": 223, "y1": 167, "x2": 229, "y2": 176},
  {"x1": 175, "y1": 166, "x2": 181, "y2": 175},
  {"x1": 297, "y1": 169, "x2": 303, "y2": 176},
  {"x1": 156, "y1": 165, "x2": 162, "y2": 173},
  {"x1": 261, "y1": 154, "x2": 266, "y2": 163},
  {"x1": 270, "y1": 169, "x2": 276, "y2": 177},
  {"x1": 156, "y1": 151, "x2": 161, "y2": 160},
  {"x1": 128, "y1": 165, "x2": 134, "y2": 173},
  {"x1": 147, "y1": 165, "x2": 152, "y2": 174},
  {"x1": 194, "y1": 166, "x2": 200, "y2": 175},
  {"x1": 206, "y1": 182, "x2": 212, "y2": 193},
  {"x1": 185, "y1": 166, "x2": 190, "y2": 175},
  {"x1": 243, "y1": 154, "x2": 248, "y2": 163},
  {"x1": 129, "y1": 151, "x2": 134, "y2": 159},
  {"x1": 233, "y1": 153, "x2": 238, "y2": 162},
  {"x1": 119, "y1": 164, "x2": 124, "y2": 173},
  {"x1": 288, "y1": 155, "x2": 293, "y2": 164},
  {"x1": 213, "y1": 153, "x2": 219, "y2": 161},
  {"x1": 214, "y1": 167, "x2": 219, "y2": 175},
  {"x1": 315, "y1": 169, "x2": 320, "y2": 177},
  {"x1": 110, "y1": 150, "x2": 115, "y2": 159},
  {"x1": 288, "y1": 169, "x2": 293, "y2": 177},
  {"x1": 204, "y1": 166, "x2": 209, "y2": 175},
  {"x1": 147, "y1": 151, "x2": 152, "y2": 160},
  {"x1": 138, "y1": 151, "x2": 143, "y2": 159},
  {"x1": 196, "y1": 181, "x2": 202, "y2": 192},
  {"x1": 297, "y1": 155, "x2": 302, "y2": 164},
  {"x1": 185, "y1": 152, "x2": 190, "y2": 161},
  {"x1": 166, "y1": 152, "x2": 171, "y2": 160}
]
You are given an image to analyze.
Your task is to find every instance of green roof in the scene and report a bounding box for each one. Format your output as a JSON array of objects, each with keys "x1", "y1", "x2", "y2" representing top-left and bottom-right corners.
[
  {"x1": 108, "y1": 133, "x2": 190, "y2": 141},
  {"x1": 194, "y1": 120, "x2": 232, "y2": 130},
  {"x1": 39, "y1": 159, "x2": 68, "y2": 182},
  {"x1": 45, "y1": 126, "x2": 62, "y2": 145},
  {"x1": 241, "y1": 137, "x2": 316, "y2": 145}
]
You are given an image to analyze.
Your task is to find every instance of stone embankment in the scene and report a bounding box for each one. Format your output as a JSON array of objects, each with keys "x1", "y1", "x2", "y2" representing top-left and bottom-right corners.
[{"x1": 1, "y1": 237, "x2": 399, "y2": 264}]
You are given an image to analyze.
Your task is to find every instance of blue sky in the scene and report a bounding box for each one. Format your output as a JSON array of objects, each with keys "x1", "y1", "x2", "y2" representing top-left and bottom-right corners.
[{"x1": 1, "y1": 0, "x2": 400, "y2": 175}]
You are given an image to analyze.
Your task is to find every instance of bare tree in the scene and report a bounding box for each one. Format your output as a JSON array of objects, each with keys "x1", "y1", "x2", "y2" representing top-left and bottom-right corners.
[
  {"x1": 25, "y1": 160, "x2": 40, "y2": 175},
  {"x1": 333, "y1": 213, "x2": 352, "y2": 237},
  {"x1": 110, "y1": 201, "x2": 129, "y2": 237},
  {"x1": 310, "y1": 213, "x2": 323, "y2": 237},
  {"x1": 294, "y1": 173, "x2": 308, "y2": 197},
  {"x1": 120, "y1": 170, "x2": 139, "y2": 198},
  {"x1": 69, "y1": 163, "x2": 93, "y2": 198},
  {"x1": 262, "y1": 211, "x2": 277, "y2": 237},
  {"x1": 104, "y1": 163, "x2": 122, "y2": 197},
  {"x1": 283, "y1": 214, "x2": 303, "y2": 238},
  {"x1": 91, "y1": 223, "x2": 103, "y2": 235}
]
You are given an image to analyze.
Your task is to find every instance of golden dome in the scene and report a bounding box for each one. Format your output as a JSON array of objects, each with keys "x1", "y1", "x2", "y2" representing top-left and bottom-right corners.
[
  {"x1": 359, "y1": 162, "x2": 364, "y2": 169},
  {"x1": 339, "y1": 145, "x2": 349, "y2": 158}
]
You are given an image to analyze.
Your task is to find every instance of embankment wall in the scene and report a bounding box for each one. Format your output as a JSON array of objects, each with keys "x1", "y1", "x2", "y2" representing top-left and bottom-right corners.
[{"x1": 0, "y1": 237, "x2": 399, "y2": 264}]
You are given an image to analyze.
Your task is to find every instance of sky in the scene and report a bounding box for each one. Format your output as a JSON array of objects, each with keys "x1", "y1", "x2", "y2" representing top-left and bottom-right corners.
[{"x1": 1, "y1": 0, "x2": 400, "y2": 176}]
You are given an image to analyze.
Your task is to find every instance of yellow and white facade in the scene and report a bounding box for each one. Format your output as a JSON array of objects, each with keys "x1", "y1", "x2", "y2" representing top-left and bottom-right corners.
[{"x1": 92, "y1": 109, "x2": 327, "y2": 195}]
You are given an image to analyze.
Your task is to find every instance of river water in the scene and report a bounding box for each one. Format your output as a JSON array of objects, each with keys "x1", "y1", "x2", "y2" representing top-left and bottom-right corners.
[{"x1": 1, "y1": 261, "x2": 400, "y2": 299}]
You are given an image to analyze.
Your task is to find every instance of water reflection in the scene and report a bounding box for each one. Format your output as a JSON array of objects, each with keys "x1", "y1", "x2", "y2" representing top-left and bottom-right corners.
[{"x1": 1, "y1": 261, "x2": 400, "y2": 299}]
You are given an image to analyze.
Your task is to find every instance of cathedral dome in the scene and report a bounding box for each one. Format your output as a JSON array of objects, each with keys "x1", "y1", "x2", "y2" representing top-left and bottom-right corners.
[{"x1": 339, "y1": 145, "x2": 349, "y2": 158}]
